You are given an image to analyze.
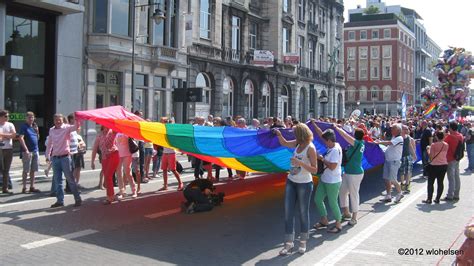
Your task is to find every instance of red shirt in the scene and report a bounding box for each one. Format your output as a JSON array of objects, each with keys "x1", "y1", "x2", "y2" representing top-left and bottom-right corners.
[{"x1": 444, "y1": 131, "x2": 464, "y2": 162}]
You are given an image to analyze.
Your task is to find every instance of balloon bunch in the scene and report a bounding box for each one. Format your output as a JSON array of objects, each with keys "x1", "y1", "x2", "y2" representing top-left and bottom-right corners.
[{"x1": 422, "y1": 47, "x2": 473, "y2": 118}]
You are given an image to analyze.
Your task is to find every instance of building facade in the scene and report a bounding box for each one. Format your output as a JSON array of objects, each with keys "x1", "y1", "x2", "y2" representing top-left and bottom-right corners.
[
  {"x1": 0, "y1": 0, "x2": 84, "y2": 150},
  {"x1": 186, "y1": 0, "x2": 345, "y2": 123},
  {"x1": 347, "y1": 0, "x2": 443, "y2": 113},
  {"x1": 344, "y1": 12, "x2": 414, "y2": 116}
]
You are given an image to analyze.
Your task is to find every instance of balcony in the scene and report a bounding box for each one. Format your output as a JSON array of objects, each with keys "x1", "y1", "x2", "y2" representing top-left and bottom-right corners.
[
  {"x1": 87, "y1": 34, "x2": 181, "y2": 66},
  {"x1": 298, "y1": 67, "x2": 329, "y2": 82},
  {"x1": 222, "y1": 48, "x2": 243, "y2": 64},
  {"x1": 188, "y1": 43, "x2": 223, "y2": 61},
  {"x1": 307, "y1": 21, "x2": 319, "y2": 36},
  {"x1": 13, "y1": 0, "x2": 84, "y2": 14}
]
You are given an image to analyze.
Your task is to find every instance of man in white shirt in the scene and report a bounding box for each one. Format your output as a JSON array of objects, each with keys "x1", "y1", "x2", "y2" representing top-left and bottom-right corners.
[{"x1": 375, "y1": 124, "x2": 404, "y2": 203}]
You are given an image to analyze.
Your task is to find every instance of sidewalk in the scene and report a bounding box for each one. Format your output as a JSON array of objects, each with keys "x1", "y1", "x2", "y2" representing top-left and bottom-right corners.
[{"x1": 7, "y1": 151, "x2": 193, "y2": 178}]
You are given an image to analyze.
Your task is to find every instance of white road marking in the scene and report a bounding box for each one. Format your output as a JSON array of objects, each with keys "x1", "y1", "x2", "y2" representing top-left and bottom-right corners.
[
  {"x1": 315, "y1": 187, "x2": 425, "y2": 266},
  {"x1": 225, "y1": 191, "x2": 255, "y2": 200},
  {"x1": 0, "y1": 195, "x2": 73, "y2": 208},
  {"x1": 21, "y1": 229, "x2": 98, "y2": 249},
  {"x1": 351, "y1": 249, "x2": 386, "y2": 257},
  {"x1": 145, "y1": 208, "x2": 181, "y2": 219}
]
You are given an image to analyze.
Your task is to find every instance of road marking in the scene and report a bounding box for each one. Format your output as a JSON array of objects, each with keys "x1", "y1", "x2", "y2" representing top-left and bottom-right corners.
[
  {"x1": 21, "y1": 229, "x2": 98, "y2": 249},
  {"x1": 272, "y1": 181, "x2": 286, "y2": 187},
  {"x1": 145, "y1": 208, "x2": 181, "y2": 219},
  {"x1": 225, "y1": 191, "x2": 255, "y2": 200},
  {"x1": 10, "y1": 169, "x2": 102, "y2": 181},
  {"x1": 351, "y1": 249, "x2": 386, "y2": 257},
  {"x1": 315, "y1": 187, "x2": 425, "y2": 266},
  {"x1": 0, "y1": 196, "x2": 73, "y2": 208}
]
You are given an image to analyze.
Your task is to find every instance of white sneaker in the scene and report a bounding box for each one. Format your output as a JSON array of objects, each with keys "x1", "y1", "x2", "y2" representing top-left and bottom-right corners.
[
  {"x1": 381, "y1": 194, "x2": 392, "y2": 202},
  {"x1": 395, "y1": 193, "x2": 404, "y2": 203},
  {"x1": 279, "y1": 242, "x2": 294, "y2": 256}
]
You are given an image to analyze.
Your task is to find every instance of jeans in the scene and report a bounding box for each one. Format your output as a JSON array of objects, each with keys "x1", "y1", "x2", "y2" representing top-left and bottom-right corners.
[
  {"x1": 284, "y1": 179, "x2": 313, "y2": 242},
  {"x1": 52, "y1": 156, "x2": 81, "y2": 204},
  {"x1": 0, "y1": 149, "x2": 13, "y2": 191},
  {"x1": 467, "y1": 143, "x2": 474, "y2": 170},
  {"x1": 152, "y1": 155, "x2": 162, "y2": 173},
  {"x1": 422, "y1": 150, "x2": 430, "y2": 177},
  {"x1": 446, "y1": 161, "x2": 460, "y2": 198},
  {"x1": 427, "y1": 164, "x2": 447, "y2": 201}
]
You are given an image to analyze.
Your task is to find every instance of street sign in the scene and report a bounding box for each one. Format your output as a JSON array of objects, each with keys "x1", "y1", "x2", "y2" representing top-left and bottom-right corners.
[
  {"x1": 283, "y1": 53, "x2": 300, "y2": 65},
  {"x1": 173, "y1": 87, "x2": 203, "y2": 102},
  {"x1": 251, "y1": 50, "x2": 274, "y2": 67}
]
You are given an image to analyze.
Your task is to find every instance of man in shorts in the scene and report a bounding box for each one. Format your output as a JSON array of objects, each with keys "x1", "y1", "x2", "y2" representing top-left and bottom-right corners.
[
  {"x1": 398, "y1": 125, "x2": 417, "y2": 193},
  {"x1": 18, "y1": 111, "x2": 41, "y2": 193},
  {"x1": 375, "y1": 124, "x2": 404, "y2": 203}
]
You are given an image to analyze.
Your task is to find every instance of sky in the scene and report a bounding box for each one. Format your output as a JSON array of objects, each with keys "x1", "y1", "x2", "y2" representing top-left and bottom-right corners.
[{"x1": 343, "y1": 0, "x2": 474, "y2": 53}]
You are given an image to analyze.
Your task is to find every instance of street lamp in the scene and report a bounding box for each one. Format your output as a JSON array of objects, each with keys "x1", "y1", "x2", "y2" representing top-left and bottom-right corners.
[{"x1": 131, "y1": 1, "x2": 166, "y2": 112}]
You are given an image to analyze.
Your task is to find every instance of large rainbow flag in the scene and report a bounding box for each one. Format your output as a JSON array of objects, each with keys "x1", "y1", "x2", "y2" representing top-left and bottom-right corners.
[{"x1": 75, "y1": 106, "x2": 385, "y2": 173}]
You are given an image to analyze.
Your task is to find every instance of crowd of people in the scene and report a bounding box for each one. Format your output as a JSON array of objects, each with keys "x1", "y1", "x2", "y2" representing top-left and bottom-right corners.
[{"x1": 0, "y1": 108, "x2": 472, "y2": 254}]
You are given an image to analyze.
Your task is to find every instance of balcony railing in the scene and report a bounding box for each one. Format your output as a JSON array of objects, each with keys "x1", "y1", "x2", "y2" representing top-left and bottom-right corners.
[
  {"x1": 307, "y1": 21, "x2": 318, "y2": 35},
  {"x1": 298, "y1": 67, "x2": 329, "y2": 82},
  {"x1": 153, "y1": 46, "x2": 178, "y2": 61},
  {"x1": 222, "y1": 48, "x2": 242, "y2": 63}
]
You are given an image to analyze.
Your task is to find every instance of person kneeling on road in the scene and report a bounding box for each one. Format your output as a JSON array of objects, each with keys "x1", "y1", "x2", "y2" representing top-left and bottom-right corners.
[{"x1": 182, "y1": 179, "x2": 224, "y2": 214}]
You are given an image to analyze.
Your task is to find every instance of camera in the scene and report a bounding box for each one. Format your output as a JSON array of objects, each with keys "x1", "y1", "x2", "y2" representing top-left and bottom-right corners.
[{"x1": 209, "y1": 192, "x2": 225, "y2": 206}]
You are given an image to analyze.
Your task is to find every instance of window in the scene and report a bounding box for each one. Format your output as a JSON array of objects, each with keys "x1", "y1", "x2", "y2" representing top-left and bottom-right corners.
[
  {"x1": 93, "y1": 0, "x2": 107, "y2": 33},
  {"x1": 319, "y1": 8, "x2": 326, "y2": 31},
  {"x1": 371, "y1": 65, "x2": 379, "y2": 79},
  {"x1": 359, "y1": 86, "x2": 368, "y2": 102},
  {"x1": 298, "y1": 36, "x2": 304, "y2": 67},
  {"x1": 244, "y1": 80, "x2": 254, "y2": 121},
  {"x1": 371, "y1": 30, "x2": 379, "y2": 39},
  {"x1": 136, "y1": 0, "x2": 149, "y2": 44},
  {"x1": 153, "y1": 0, "x2": 165, "y2": 45},
  {"x1": 384, "y1": 29, "x2": 391, "y2": 39},
  {"x1": 360, "y1": 30, "x2": 367, "y2": 40},
  {"x1": 249, "y1": 22, "x2": 257, "y2": 50},
  {"x1": 309, "y1": 41, "x2": 315, "y2": 69},
  {"x1": 319, "y1": 44, "x2": 324, "y2": 72},
  {"x1": 347, "y1": 47, "x2": 356, "y2": 60},
  {"x1": 261, "y1": 82, "x2": 271, "y2": 118},
  {"x1": 399, "y1": 31, "x2": 403, "y2": 41},
  {"x1": 135, "y1": 88, "x2": 148, "y2": 116},
  {"x1": 111, "y1": 0, "x2": 130, "y2": 36},
  {"x1": 309, "y1": 3, "x2": 315, "y2": 23},
  {"x1": 383, "y1": 65, "x2": 391, "y2": 79},
  {"x1": 283, "y1": 0, "x2": 290, "y2": 12},
  {"x1": 371, "y1": 86, "x2": 379, "y2": 100},
  {"x1": 359, "y1": 47, "x2": 368, "y2": 59},
  {"x1": 347, "y1": 62, "x2": 356, "y2": 80},
  {"x1": 135, "y1": 73, "x2": 148, "y2": 87},
  {"x1": 383, "y1": 45, "x2": 392, "y2": 58},
  {"x1": 298, "y1": 0, "x2": 305, "y2": 22},
  {"x1": 359, "y1": 67, "x2": 367, "y2": 79},
  {"x1": 383, "y1": 86, "x2": 391, "y2": 101},
  {"x1": 222, "y1": 77, "x2": 234, "y2": 117},
  {"x1": 283, "y1": 28, "x2": 290, "y2": 53},
  {"x1": 154, "y1": 76, "x2": 166, "y2": 88},
  {"x1": 231, "y1": 16, "x2": 241, "y2": 52},
  {"x1": 200, "y1": 0, "x2": 211, "y2": 39},
  {"x1": 370, "y1": 46, "x2": 379, "y2": 59},
  {"x1": 348, "y1": 31, "x2": 355, "y2": 40},
  {"x1": 153, "y1": 90, "x2": 166, "y2": 121}
]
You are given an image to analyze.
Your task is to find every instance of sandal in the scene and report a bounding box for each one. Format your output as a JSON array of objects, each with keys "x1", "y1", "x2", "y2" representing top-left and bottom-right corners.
[
  {"x1": 349, "y1": 219, "x2": 357, "y2": 226},
  {"x1": 29, "y1": 187, "x2": 41, "y2": 193},
  {"x1": 158, "y1": 186, "x2": 168, "y2": 191},
  {"x1": 279, "y1": 242, "x2": 294, "y2": 256},
  {"x1": 103, "y1": 199, "x2": 114, "y2": 205},
  {"x1": 327, "y1": 226, "x2": 342, "y2": 233},
  {"x1": 313, "y1": 222, "x2": 329, "y2": 230},
  {"x1": 342, "y1": 213, "x2": 352, "y2": 220}
]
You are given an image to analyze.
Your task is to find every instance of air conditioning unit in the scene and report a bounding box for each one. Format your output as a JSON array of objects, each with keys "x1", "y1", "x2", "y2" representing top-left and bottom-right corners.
[{"x1": 67, "y1": 0, "x2": 80, "y2": 4}]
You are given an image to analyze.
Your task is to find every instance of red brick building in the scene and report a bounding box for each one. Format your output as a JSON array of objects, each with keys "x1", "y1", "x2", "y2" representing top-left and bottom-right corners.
[{"x1": 344, "y1": 13, "x2": 415, "y2": 116}]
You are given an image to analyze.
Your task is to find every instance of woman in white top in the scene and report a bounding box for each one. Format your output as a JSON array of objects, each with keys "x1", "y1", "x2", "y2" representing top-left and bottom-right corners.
[
  {"x1": 115, "y1": 133, "x2": 137, "y2": 199},
  {"x1": 275, "y1": 123, "x2": 318, "y2": 255},
  {"x1": 312, "y1": 122, "x2": 343, "y2": 234}
]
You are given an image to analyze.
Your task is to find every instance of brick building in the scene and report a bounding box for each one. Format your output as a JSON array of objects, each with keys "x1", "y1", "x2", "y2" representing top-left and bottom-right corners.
[{"x1": 344, "y1": 12, "x2": 415, "y2": 116}]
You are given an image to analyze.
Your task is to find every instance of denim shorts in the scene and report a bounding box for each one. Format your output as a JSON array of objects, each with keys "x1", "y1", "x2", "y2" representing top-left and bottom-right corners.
[
  {"x1": 383, "y1": 160, "x2": 401, "y2": 181},
  {"x1": 144, "y1": 148, "x2": 154, "y2": 156}
]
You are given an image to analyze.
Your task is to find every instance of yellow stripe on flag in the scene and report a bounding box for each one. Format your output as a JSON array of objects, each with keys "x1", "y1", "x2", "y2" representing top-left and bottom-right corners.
[
  {"x1": 219, "y1": 157, "x2": 254, "y2": 172},
  {"x1": 139, "y1": 121, "x2": 172, "y2": 148}
]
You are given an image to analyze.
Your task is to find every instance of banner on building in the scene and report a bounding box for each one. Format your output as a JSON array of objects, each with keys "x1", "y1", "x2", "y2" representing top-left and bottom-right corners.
[
  {"x1": 251, "y1": 50, "x2": 274, "y2": 67},
  {"x1": 184, "y1": 13, "x2": 193, "y2": 48},
  {"x1": 401, "y1": 92, "x2": 407, "y2": 120},
  {"x1": 283, "y1": 53, "x2": 300, "y2": 65}
]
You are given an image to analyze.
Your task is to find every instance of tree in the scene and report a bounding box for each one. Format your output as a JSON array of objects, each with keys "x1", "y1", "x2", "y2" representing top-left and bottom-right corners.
[{"x1": 364, "y1": 5, "x2": 380, "y2": 15}]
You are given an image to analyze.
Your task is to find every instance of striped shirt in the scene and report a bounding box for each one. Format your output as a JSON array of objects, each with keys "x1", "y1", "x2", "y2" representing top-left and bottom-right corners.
[{"x1": 69, "y1": 131, "x2": 79, "y2": 154}]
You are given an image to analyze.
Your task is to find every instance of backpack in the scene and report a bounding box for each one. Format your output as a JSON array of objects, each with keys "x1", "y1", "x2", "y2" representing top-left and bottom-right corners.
[
  {"x1": 128, "y1": 137, "x2": 139, "y2": 154},
  {"x1": 455, "y1": 139, "x2": 465, "y2": 161}
]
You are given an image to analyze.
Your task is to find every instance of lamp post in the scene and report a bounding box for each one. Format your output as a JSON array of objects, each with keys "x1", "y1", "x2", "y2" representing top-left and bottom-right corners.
[{"x1": 131, "y1": 0, "x2": 166, "y2": 112}]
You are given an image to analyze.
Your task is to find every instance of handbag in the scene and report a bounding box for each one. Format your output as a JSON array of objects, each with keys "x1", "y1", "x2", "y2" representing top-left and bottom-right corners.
[
  {"x1": 128, "y1": 137, "x2": 139, "y2": 154},
  {"x1": 316, "y1": 148, "x2": 333, "y2": 175}
]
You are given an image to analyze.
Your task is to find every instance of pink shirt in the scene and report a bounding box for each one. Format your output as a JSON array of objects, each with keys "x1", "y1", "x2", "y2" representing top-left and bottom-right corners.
[
  {"x1": 429, "y1": 141, "x2": 448, "y2": 165},
  {"x1": 46, "y1": 124, "x2": 77, "y2": 159}
]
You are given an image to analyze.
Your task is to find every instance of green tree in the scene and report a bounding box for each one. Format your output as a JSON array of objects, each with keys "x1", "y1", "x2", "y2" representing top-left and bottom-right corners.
[{"x1": 364, "y1": 5, "x2": 380, "y2": 15}]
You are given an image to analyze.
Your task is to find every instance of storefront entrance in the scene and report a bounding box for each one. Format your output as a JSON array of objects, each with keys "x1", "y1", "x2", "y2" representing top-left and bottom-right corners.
[{"x1": 3, "y1": 5, "x2": 56, "y2": 150}]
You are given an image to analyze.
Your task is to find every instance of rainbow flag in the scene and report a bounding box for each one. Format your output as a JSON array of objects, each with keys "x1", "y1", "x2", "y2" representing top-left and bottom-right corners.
[
  {"x1": 75, "y1": 106, "x2": 385, "y2": 173},
  {"x1": 423, "y1": 103, "x2": 437, "y2": 118}
]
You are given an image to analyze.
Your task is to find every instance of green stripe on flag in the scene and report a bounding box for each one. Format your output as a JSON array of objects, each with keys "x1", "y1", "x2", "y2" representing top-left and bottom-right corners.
[{"x1": 165, "y1": 124, "x2": 200, "y2": 154}]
